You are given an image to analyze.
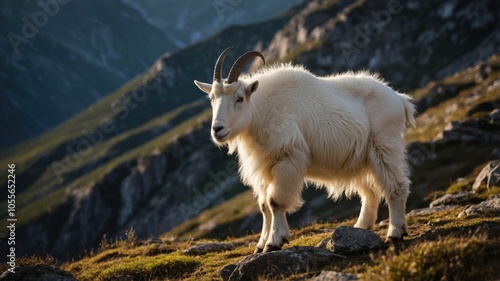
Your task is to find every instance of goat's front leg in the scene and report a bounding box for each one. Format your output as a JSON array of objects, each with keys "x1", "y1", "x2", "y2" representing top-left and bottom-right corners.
[
  {"x1": 263, "y1": 157, "x2": 306, "y2": 253},
  {"x1": 254, "y1": 192, "x2": 271, "y2": 253},
  {"x1": 263, "y1": 199, "x2": 290, "y2": 252}
]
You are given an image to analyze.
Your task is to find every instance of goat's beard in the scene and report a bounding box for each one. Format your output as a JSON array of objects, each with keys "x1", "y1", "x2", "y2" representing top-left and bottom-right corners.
[{"x1": 210, "y1": 138, "x2": 235, "y2": 155}]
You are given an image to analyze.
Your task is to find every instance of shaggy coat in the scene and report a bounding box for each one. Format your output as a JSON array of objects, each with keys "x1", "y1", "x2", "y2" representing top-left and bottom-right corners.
[{"x1": 195, "y1": 62, "x2": 415, "y2": 253}]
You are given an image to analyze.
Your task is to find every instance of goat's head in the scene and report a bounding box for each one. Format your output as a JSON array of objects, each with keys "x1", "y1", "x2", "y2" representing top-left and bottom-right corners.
[{"x1": 194, "y1": 47, "x2": 264, "y2": 144}]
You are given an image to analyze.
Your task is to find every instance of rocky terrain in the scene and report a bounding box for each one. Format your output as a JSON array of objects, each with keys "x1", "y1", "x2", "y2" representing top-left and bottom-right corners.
[
  {"x1": 1, "y1": 0, "x2": 500, "y2": 279},
  {"x1": 1, "y1": 166, "x2": 498, "y2": 280}
]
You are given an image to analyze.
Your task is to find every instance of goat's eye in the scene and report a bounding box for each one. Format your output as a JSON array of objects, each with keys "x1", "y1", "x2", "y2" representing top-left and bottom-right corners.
[{"x1": 236, "y1": 97, "x2": 244, "y2": 103}]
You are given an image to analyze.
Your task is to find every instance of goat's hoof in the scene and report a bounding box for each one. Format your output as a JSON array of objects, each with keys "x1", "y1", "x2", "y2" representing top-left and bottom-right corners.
[
  {"x1": 253, "y1": 247, "x2": 263, "y2": 254},
  {"x1": 263, "y1": 244, "x2": 282, "y2": 253}
]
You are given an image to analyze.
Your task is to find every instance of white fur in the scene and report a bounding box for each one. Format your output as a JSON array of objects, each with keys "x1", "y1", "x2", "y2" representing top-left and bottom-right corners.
[{"x1": 195, "y1": 63, "x2": 415, "y2": 252}]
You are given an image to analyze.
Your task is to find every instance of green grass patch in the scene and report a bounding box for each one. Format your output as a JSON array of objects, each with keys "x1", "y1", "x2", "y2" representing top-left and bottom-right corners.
[
  {"x1": 362, "y1": 235, "x2": 500, "y2": 281},
  {"x1": 78, "y1": 253, "x2": 199, "y2": 281}
]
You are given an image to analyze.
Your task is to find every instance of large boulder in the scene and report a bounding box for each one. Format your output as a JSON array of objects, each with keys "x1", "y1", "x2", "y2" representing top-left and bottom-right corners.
[
  {"x1": 0, "y1": 266, "x2": 76, "y2": 281},
  {"x1": 331, "y1": 226, "x2": 385, "y2": 255},
  {"x1": 220, "y1": 246, "x2": 345, "y2": 281},
  {"x1": 458, "y1": 195, "x2": 500, "y2": 218},
  {"x1": 429, "y1": 191, "x2": 475, "y2": 207}
]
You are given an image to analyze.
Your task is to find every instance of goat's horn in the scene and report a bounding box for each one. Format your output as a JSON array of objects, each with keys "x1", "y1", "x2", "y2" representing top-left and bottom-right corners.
[
  {"x1": 213, "y1": 46, "x2": 233, "y2": 83},
  {"x1": 227, "y1": 51, "x2": 265, "y2": 84}
]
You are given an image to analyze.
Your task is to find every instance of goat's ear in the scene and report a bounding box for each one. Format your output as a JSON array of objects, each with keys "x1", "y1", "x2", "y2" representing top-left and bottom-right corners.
[
  {"x1": 245, "y1": 81, "x2": 259, "y2": 98},
  {"x1": 194, "y1": 80, "x2": 212, "y2": 94}
]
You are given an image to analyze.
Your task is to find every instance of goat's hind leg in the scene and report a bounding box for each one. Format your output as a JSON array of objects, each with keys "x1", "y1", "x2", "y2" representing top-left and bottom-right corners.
[
  {"x1": 354, "y1": 182, "x2": 381, "y2": 230},
  {"x1": 369, "y1": 139, "x2": 410, "y2": 242}
]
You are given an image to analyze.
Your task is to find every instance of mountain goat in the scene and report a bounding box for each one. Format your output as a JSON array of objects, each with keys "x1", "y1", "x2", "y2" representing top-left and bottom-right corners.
[{"x1": 194, "y1": 47, "x2": 415, "y2": 253}]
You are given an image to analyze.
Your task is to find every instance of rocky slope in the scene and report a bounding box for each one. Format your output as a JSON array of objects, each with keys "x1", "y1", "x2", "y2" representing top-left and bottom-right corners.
[
  {"x1": 259, "y1": 0, "x2": 500, "y2": 89},
  {"x1": 1, "y1": 0, "x2": 500, "y2": 264}
]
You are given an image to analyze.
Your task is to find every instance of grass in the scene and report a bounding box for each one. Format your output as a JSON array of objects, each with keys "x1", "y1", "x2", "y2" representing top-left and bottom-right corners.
[{"x1": 362, "y1": 235, "x2": 499, "y2": 281}]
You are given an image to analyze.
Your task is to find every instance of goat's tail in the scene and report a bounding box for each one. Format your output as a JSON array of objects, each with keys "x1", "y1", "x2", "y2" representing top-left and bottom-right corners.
[{"x1": 400, "y1": 93, "x2": 416, "y2": 128}]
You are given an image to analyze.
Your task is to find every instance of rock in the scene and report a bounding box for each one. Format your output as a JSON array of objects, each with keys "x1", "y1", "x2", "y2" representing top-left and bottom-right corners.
[
  {"x1": 315, "y1": 237, "x2": 332, "y2": 250},
  {"x1": 437, "y1": 118, "x2": 500, "y2": 145},
  {"x1": 408, "y1": 205, "x2": 456, "y2": 217},
  {"x1": 144, "y1": 237, "x2": 162, "y2": 244},
  {"x1": 458, "y1": 195, "x2": 500, "y2": 218},
  {"x1": 220, "y1": 246, "x2": 345, "y2": 281},
  {"x1": 473, "y1": 160, "x2": 500, "y2": 190},
  {"x1": 429, "y1": 191, "x2": 474, "y2": 207},
  {"x1": 416, "y1": 84, "x2": 460, "y2": 113},
  {"x1": 331, "y1": 226, "x2": 385, "y2": 255},
  {"x1": 378, "y1": 219, "x2": 389, "y2": 226},
  {"x1": 142, "y1": 244, "x2": 175, "y2": 256},
  {"x1": 183, "y1": 242, "x2": 243, "y2": 256},
  {"x1": 0, "y1": 266, "x2": 77, "y2": 281},
  {"x1": 490, "y1": 108, "x2": 500, "y2": 124},
  {"x1": 475, "y1": 63, "x2": 492, "y2": 82},
  {"x1": 219, "y1": 264, "x2": 238, "y2": 281},
  {"x1": 307, "y1": 271, "x2": 359, "y2": 281},
  {"x1": 467, "y1": 99, "x2": 500, "y2": 117},
  {"x1": 491, "y1": 148, "x2": 500, "y2": 159},
  {"x1": 163, "y1": 236, "x2": 180, "y2": 244}
]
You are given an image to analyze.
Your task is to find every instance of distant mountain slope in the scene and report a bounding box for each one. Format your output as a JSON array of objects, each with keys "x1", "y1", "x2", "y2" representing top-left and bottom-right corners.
[
  {"x1": 0, "y1": 0, "x2": 175, "y2": 149},
  {"x1": 0, "y1": 0, "x2": 299, "y2": 149},
  {"x1": 119, "y1": 0, "x2": 299, "y2": 46},
  {"x1": 1, "y1": 0, "x2": 499, "y2": 261}
]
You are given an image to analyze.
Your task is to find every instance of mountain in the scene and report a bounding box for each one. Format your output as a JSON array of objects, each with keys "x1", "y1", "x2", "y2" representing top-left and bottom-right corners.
[
  {"x1": 1, "y1": 0, "x2": 499, "y2": 264},
  {"x1": 0, "y1": 0, "x2": 299, "y2": 149},
  {"x1": 118, "y1": 0, "x2": 299, "y2": 46}
]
